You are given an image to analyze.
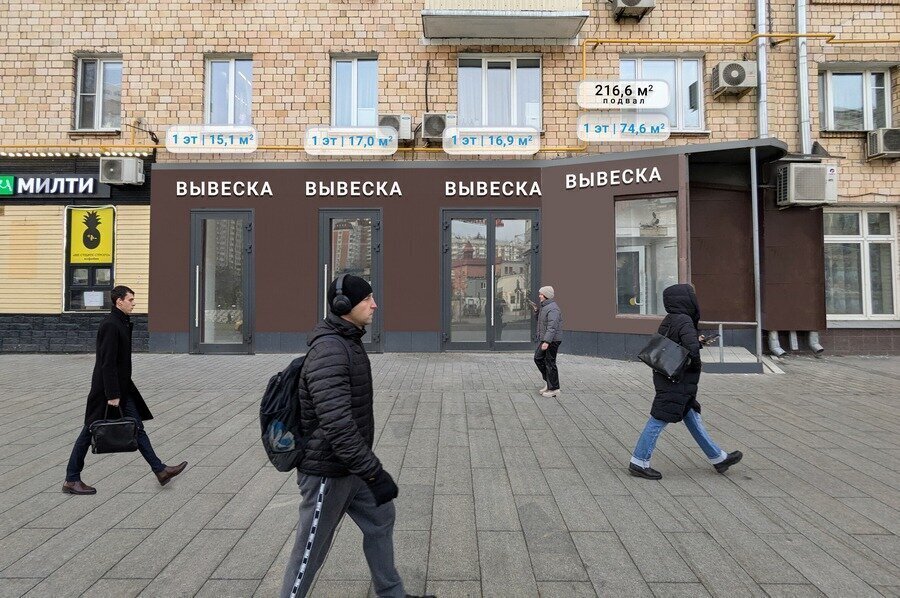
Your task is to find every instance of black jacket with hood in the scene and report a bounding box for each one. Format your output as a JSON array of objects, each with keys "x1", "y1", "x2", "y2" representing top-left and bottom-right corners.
[
  {"x1": 650, "y1": 284, "x2": 703, "y2": 423},
  {"x1": 296, "y1": 313, "x2": 382, "y2": 480}
]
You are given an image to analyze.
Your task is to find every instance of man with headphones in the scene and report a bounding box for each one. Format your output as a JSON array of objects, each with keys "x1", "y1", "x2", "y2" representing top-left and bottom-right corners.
[{"x1": 281, "y1": 274, "x2": 435, "y2": 598}]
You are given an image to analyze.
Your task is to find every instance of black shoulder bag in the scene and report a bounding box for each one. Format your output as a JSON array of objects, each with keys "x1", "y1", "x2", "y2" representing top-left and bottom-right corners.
[
  {"x1": 638, "y1": 323, "x2": 691, "y2": 381},
  {"x1": 89, "y1": 405, "x2": 139, "y2": 454}
]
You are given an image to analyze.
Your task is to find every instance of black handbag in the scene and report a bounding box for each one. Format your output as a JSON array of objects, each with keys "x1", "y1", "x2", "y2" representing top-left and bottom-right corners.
[
  {"x1": 638, "y1": 324, "x2": 691, "y2": 381},
  {"x1": 89, "y1": 405, "x2": 139, "y2": 454}
]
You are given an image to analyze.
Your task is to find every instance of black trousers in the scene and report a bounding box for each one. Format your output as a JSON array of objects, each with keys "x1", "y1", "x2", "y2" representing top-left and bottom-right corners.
[{"x1": 534, "y1": 341, "x2": 561, "y2": 391}]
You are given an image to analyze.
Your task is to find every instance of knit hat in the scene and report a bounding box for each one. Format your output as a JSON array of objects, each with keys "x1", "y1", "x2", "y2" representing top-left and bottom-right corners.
[
  {"x1": 539, "y1": 285, "x2": 555, "y2": 300},
  {"x1": 328, "y1": 275, "x2": 373, "y2": 315}
]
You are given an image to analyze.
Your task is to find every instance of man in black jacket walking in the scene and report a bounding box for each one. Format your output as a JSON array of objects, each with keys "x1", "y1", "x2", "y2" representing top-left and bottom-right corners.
[
  {"x1": 281, "y1": 275, "x2": 433, "y2": 598},
  {"x1": 62, "y1": 286, "x2": 187, "y2": 495}
]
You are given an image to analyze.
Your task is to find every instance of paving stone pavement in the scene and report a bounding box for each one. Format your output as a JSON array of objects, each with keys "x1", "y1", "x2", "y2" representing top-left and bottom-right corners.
[{"x1": 0, "y1": 351, "x2": 898, "y2": 598}]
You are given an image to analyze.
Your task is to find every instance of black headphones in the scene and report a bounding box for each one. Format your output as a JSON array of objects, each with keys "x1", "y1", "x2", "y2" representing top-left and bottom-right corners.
[{"x1": 331, "y1": 273, "x2": 352, "y2": 316}]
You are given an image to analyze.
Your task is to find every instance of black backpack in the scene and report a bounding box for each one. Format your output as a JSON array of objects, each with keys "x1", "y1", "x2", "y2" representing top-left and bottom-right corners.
[{"x1": 259, "y1": 334, "x2": 350, "y2": 472}]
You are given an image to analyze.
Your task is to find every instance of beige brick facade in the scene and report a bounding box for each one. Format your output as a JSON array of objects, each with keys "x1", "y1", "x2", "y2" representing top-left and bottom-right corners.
[{"x1": 0, "y1": 1, "x2": 896, "y2": 176}]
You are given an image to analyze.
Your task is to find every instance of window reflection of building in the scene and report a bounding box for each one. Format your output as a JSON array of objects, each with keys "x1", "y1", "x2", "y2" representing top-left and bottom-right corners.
[
  {"x1": 332, "y1": 219, "x2": 373, "y2": 279},
  {"x1": 332, "y1": 220, "x2": 352, "y2": 273}
]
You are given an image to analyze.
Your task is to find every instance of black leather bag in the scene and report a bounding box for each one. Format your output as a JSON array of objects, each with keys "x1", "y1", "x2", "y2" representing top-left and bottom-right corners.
[
  {"x1": 638, "y1": 324, "x2": 691, "y2": 381},
  {"x1": 89, "y1": 405, "x2": 139, "y2": 454}
]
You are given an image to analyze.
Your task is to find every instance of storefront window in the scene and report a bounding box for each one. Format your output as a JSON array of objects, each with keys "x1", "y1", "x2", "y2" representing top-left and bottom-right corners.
[
  {"x1": 65, "y1": 206, "x2": 115, "y2": 311},
  {"x1": 615, "y1": 197, "x2": 678, "y2": 315},
  {"x1": 825, "y1": 210, "x2": 897, "y2": 318}
]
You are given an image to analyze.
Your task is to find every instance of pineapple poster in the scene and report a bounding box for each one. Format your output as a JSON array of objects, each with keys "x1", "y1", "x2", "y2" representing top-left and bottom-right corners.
[{"x1": 69, "y1": 207, "x2": 115, "y2": 264}]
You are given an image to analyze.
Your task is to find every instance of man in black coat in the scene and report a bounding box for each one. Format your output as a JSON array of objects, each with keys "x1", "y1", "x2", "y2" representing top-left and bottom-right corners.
[
  {"x1": 63, "y1": 286, "x2": 187, "y2": 495},
  {"x1": 628, "y1": 284, "x2": 742, "y2": 480},
  {"x1": 281, "y1": 275, "x2": 433, "y2": 598}
]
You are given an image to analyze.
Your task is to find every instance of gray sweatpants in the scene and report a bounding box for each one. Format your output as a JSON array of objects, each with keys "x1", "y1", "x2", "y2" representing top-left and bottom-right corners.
[{"x1": 280, "y1": 473, "x2": 406, "y2": 598}]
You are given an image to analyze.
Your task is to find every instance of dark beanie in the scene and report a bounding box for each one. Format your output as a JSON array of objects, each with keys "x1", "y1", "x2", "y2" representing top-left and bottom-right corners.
[{"x1": 327, "y1": 275, "x2": 373, "y2": 314}]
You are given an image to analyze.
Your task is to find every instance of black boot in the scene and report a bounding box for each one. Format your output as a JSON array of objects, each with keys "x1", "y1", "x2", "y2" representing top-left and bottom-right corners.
[
  {"x1": 714, "y1": 450, "x2": 743, "y2": 474},
  {"x1": 628, "y1": 463, "x2": 662, "y2": 480}
]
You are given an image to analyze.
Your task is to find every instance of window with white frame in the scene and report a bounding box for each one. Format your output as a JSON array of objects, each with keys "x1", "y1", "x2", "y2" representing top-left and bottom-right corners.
[
  {"x1": 818, "y1": 70, "x2": 891, "y2": 131},
  {"x1": 458, "y1": 56, "x2": 542, "y2": 129},
  {"x1": 206, "y1": 58, "x2": 253, "y2": 125},
  {"x1": 332, "y1": 58, "x2": 378, "y2": 127},
  {"x1": 620, "y1": 57, "x2": 703, "y2": 131},
  {"x1": 75, "y1": 57, "x2": 122, "y2": 130},
  {"x1": 824, "y1": 209, "x2": 898, "y2": 319}
]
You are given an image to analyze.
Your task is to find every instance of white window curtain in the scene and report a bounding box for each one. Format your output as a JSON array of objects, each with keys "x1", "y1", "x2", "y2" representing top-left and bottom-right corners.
[{"x1": 458, "y1": 56, "x2": 542, "y2": 129}]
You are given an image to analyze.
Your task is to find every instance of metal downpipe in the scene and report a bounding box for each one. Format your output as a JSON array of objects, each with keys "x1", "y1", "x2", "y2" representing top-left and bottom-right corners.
[
  {"x1": 768, "y1": 330, "x2": 786, "y2": 356},
  {"x1": 750, "y1": 147, "x2": 764, "y2": 363},
  {"x1": 797, "y1": 0, "x2": 812, "y2": 154},
  {"x1": 757, "y1": 0, "x2": 769, "y2": 137},
  {"x1": 808, "y1": 331, "x2": 825, "y2": 354}
]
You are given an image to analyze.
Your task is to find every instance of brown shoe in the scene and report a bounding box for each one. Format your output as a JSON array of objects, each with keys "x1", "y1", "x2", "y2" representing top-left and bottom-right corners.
[
  {"x1": 62, "y1": 481, "x2": 97, "y2": 495},
  {"x1": 155, "y1": 461, "x2": 188, "y2": 486}
]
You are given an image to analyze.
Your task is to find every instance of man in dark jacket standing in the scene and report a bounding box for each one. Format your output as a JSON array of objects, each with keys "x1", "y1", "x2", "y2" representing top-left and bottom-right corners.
[
  {"x1": 532, "y1": 285, "x2": 563, "y2": 398},
  {"x1": 62, "y1": 286, "x2": 187, "y2": 495},
  {"x1": 281, "y1": 275, "x2": 433, "y2": 598},
  {"x1": 628, "y1": 284, "x2": 742, "y2": 480}
]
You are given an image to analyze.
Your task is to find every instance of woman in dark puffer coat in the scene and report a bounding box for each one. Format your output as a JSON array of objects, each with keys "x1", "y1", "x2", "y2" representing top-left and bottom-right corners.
[{"x1": 628, "y1": 284, "x2": 743, "y2": 480}]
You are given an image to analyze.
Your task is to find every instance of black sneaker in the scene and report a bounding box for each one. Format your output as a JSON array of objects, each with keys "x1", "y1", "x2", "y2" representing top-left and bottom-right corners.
[
  {"x1": 628, "y1": 463, "x2": 662, "y2": 480},
  {"x1": 714, "y1": 450, "x2": 743, "y2": 474}
]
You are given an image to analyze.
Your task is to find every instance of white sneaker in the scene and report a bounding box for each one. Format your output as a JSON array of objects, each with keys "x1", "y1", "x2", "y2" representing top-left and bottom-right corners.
[
  {"x1": 541, "y1": 389, "x2": 560, "y2": 398},
  {"x1": 538, "y1": 383, "x2": 548, "y2": 393}
]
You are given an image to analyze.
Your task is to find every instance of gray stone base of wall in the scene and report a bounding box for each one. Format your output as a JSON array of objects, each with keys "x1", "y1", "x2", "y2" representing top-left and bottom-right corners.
[
  {"x1": 147, "y1": 329, "x2": 757, "y2": 361},
  {"x1": 0, "y1": 314, "x2": 149, "y2": 353}
]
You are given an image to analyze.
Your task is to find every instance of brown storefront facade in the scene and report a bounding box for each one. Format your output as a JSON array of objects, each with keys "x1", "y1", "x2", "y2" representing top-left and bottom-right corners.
[{"x1": 149, "y1": 138, "x2": 827, "y2": 365}]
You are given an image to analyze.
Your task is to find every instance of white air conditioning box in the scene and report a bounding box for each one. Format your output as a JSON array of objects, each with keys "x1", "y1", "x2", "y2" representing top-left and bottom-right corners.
[
  {"x1": 776, "y1": 163, "x2": 838, "y2": 207},
  {"x1": 99, "y1": 157, "x2": 144, "y2": 185},
  {"x1": 867, "y1": 128, "x2": 900, "y2": 160},
  {"x1": 378, "y1": 114, "x2": 413, "y2": 141},
  {"x1": 422, "y1": 112, "x2": 457, "y2": 141},
  {"x1": 613, "y1": 0, "x2": 655, "y2": 20},
  {"x1": 712, "y1": 61, "x2": 758, "y2": 97}
]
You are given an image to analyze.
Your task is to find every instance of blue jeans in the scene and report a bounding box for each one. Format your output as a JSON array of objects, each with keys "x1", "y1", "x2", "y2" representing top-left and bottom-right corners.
[
  {"x1": 631, "y1": 409, "x2": 727, "y2": 468},
  {"x1": 66, "y1": 399, "x2": 165, "y2": 482}
]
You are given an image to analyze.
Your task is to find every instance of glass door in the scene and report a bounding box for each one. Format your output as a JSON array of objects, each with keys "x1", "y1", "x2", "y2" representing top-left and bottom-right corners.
[
  {"x1": 319, "y1": 210, "x2": 383, "y2": 353},
  {"x1": 443, "y1": 210, "x2": 539, "y2": 350},
  {"x1": 190, "y1": 211, "x2": 254, "y2": 354},
  {"x1": 616, "y1": 246, "x2": 648, "y2": 315}
]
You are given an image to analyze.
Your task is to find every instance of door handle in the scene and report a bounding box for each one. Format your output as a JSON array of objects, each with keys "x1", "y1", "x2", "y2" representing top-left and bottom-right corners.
[
  {"x1": 490, "y1": 264, "x2": 495, "y2": 327},
  {"x1": 323, "y1": 264, "x2": 329, "y2": 319},
  {"x1": 194, "y1": 265, "x2": 200, "y2": 328}
]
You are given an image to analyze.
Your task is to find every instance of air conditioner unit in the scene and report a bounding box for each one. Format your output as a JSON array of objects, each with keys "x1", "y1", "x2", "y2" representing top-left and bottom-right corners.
[
  {"x1": 378, "y1": 114, "x2": 413, "y2": 141},
  {"x1": 613, "y1": 0, "x2": 655, "y2": 20},
  {"x1": 867, "y1": 128, "x2": 900, "y2": 160},
  {"x1": 99, "y1": 157, "x2": 144, "y2": 185},
  {"x1": 776, "y1": 163, "x2": 838, "y2": 208},
  {"x1": 422, "y1": 112, "x2": 457, "y2": 141},
  {"x1": 712, "y1": 61, "x2": 758, "y2": 97}
]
